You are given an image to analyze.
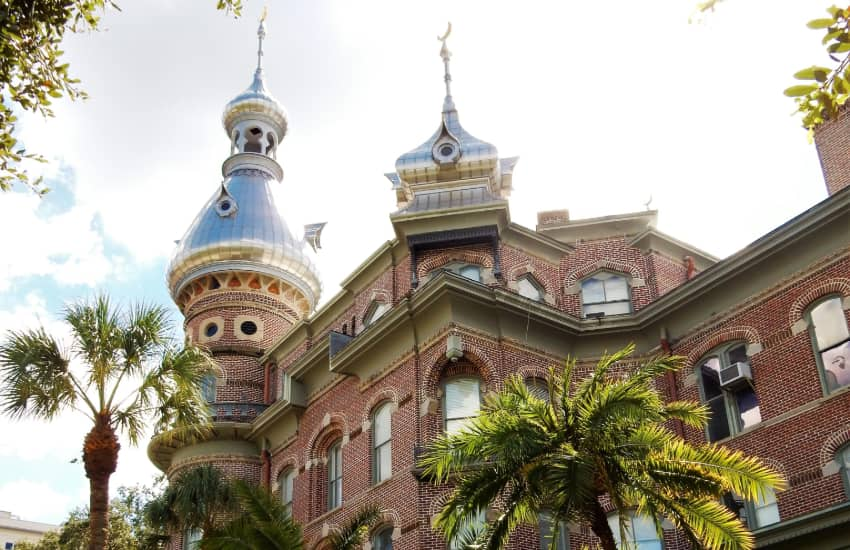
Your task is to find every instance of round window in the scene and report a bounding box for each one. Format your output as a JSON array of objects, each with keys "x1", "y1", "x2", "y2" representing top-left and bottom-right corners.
[
  {"x1": 204, "y1": 323, "x2": 219, "y2": 338},
  {"x1": 219, "y1": 200, "x2": 231, "y2": 211},
  {"x1": 240, "y1": 320, "x2": 258, "y2": 335},
  {"x1": 439, "y1": 144, "x2": 455, "y2": 157}
]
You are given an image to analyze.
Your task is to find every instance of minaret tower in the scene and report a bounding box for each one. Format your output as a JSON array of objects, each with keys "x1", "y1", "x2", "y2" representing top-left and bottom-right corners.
[{"x1": 158, "y1": 16, "x2": 322, "y2": 480}]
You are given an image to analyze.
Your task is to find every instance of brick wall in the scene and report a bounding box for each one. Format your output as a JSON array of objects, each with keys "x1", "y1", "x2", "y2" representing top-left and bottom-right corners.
[{"x1": 814, "y1": 110, "x2": 850, "y2": 196}]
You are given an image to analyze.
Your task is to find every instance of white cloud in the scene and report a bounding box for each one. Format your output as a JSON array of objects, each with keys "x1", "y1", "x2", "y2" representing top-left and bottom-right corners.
[
  {"x1": 0, "y1": 190, "x2": 124, "y2": 291},
  {"x1": 0, "y1": 480, "x2": 72, "y2": 525}
]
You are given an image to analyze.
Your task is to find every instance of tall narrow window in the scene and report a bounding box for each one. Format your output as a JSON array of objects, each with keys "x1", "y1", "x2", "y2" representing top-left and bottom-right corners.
[
  {"x1": 443, "y1": 377, "x2": 481, "y2": 435},
  {"x1": 751, "y1": 488, "x2": 780, "y2": 528},
  {"x1": 327, "y1": 440, "x2": 342, "y2": 510},
  {"x1": 697, "y1": 343, "x2": 761, "y2": 442},
  {"x1": 607, "y1": 512, "x2": 662, "y2": 550},
  {"x1": 839, "y1": 444, "x2": 850, "y2": 497},
  {"x1": 200, "y1": 373, "x2": 217, "y2": 403},
  {"x1": 372, "y1": 527, "x2": 394, "y2": 550},
  {"x1": 279, "y1": 469, "x2": 295, "y2": 518},
  {"x1": 807, "y1": 296, "x2": 850, "y2": 393},
  {"x1": 372, "y1": 402, "x2": 392, "y2": 484},
  {"x1": 539, "y1": 511, "x2": 569, "y2": 550},
  {"x1": 581, "y1": 273, "x2": 631, "y2": 317}
]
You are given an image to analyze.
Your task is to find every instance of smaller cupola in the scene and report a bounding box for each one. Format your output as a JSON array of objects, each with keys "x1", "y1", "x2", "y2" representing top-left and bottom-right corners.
[{"x1": 385, "y1": 23, "x2": 518, "y2": 213}]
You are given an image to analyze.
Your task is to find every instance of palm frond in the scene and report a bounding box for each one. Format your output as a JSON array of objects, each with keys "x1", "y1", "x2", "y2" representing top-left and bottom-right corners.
[
  {"x1": 0, "y1": 328, "x2": 80, "y2": 419},
  {"x1": 327, "y1": 503, "x2": 382, "y2": 550}
]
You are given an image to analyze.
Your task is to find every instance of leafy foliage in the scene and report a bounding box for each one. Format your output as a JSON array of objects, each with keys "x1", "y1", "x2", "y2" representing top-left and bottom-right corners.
[
  {"x1": 0, "y1": 0, "x2": 243, "y2": 195},
  {"x1": 784, "y1": 6, "x2": 850, "y2": 134},
  {"x1": 418, "y1": 344, "x2": 786, "y2": 550},
  {"x1": 14, "y1": 483, "x2": 168, "y2": 550},
  {"x1": 200, "y1": 480, "x2": 304, "y2": 550},
  {"x1": 325, "y1": 503, "x2": 382, "y2": 550},
  {"x1": 145, "y1": 465, "x2": 233, "y2": 536},
  {"x1": 0, "y1": 294, "x2": 218, "y2": 547}
]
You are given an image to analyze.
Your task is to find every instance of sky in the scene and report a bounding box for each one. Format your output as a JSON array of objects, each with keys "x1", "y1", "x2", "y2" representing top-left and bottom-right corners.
[{"x1": 0, "y1": 0, "x2": 834, "y2": 525}]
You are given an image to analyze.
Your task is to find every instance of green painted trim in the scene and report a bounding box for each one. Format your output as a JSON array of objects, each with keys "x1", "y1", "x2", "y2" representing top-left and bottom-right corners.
[{"x1": 754, "y1": 500, "x2": 850, "y2": 547}]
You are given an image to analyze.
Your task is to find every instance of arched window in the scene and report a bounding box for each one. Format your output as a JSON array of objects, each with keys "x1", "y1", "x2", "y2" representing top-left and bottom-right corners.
[
  {"x1": 697, "y1": 342, "x2": 761, "y2": 442},
  {"x1": 443, "y1": 376, "x2": 481, "y2": 435},
  {"x1": 372, "y1": 526, "x2": 394, "y2": 550},
  {"x1": 372, "y1": 402, "x2": 392, "y2": 484},
  {"x1": 517, "y1": 275, "x2": 544, "y2": 302},
  {"x1": 538, "y1": 511, "x2": 568, "y2": 550},
  {"x1": 526, "y1": 377, "x2": 549, "y2": 402},
  {"x1": 606, "y1": 512, "x2": 662, "y2": 550},
  {"x1": 581, "y1": 272, "x2": 631, "y2": 317},
  {"x1": 806, "y1": 296, "x2": 850, "y2": 394},
  {"x1": 838, "y1": 444, "x2": 850, "y2": 497},
  {"x1": 327, "y1": 440, "x2": 343, "y2": 510},
  {"x1": 278, "y1": 469, "x2": 295, "y2": 518},
  {"x1": 449, "y1": 508, "x2": 486, "y2": 550},
  {"x1": 244, "y1": 126, "x2": 263, "y2": 153}
]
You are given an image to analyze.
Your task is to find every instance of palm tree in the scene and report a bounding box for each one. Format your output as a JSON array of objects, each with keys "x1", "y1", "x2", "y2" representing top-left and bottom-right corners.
[
  {"x1": 145, "y1": 465, "x2": 233, "y2": 540},
  {"x1": 0, "y1": 295, "x2": 217, "y2": 550},
  {"x1": 419, "y1": 344, "x2": 787, "y2": 550},
  {"x1": 200, "y1": 480, "x2": 304, "y2": 550},
  {"x1": 201, "y1": 480, "x2": 382, "y2": 550}
]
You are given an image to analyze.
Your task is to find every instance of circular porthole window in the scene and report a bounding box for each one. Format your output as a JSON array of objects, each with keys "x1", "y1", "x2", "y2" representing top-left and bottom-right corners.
[
  {"x1": 204, "y1": 323, "x2": 219, "y2": 338},
  {"x1": 215, "y1": 196, "x2": 238, "y2": 217},
  {"x1": 240, "y1": 320, "x2": 258, "y2": 335},
  {"x1": 433, "y1": 139, "x2": 460, "y2": 163}
]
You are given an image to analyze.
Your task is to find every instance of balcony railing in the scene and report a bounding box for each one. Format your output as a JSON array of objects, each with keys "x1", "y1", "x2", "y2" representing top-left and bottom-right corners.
[{"x1": 209, "y1": 401, "x2": 268, "y2": 422}]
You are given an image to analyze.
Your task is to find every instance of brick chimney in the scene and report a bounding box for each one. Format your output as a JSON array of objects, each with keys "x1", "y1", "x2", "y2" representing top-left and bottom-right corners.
[{"x1": 814, "y1": 109, "x2": 850, "y2": 196}]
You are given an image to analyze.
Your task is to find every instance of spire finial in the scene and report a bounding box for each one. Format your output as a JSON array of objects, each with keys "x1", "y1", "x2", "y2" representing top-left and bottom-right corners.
[
  {"x1": 438, "y1": 22, "x2": 455, "y2": 112},
  {"x1": 257, "y1": 7, "x2": 268, "y2": 72}
]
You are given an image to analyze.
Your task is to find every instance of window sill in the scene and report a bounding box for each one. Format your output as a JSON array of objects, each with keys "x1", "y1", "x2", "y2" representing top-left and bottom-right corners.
[{"x1": 713, "y1": 383, "x2": 850, "y2": 445}]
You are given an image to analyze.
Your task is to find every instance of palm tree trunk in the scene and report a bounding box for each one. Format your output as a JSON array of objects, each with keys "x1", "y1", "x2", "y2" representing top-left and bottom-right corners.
[
  {"x1": 589, "y1": 499, "x2": 618, "y2": 550},
  {"x1": 83, "y1": 414, "x2": 120, "y2": 550}
]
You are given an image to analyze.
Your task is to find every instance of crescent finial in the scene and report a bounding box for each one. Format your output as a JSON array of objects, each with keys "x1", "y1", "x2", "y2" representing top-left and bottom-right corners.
[{"x1": 438, "y1": 22, "x2": 452, "y2": 44}]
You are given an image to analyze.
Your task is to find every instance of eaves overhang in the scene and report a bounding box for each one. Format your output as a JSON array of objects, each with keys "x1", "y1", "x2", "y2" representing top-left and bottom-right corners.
[
  {"x1": 628, "y1": 227, "x2": 718, "y2": 270},
  {"x1": 753, "y1": 500, "x2": 850, "y2": 548}
]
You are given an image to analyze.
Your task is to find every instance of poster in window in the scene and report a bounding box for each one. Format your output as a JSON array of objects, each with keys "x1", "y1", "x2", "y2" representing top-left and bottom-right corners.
[{"x1": 823, "y1": 341, "x2": 850, "y2": 392}]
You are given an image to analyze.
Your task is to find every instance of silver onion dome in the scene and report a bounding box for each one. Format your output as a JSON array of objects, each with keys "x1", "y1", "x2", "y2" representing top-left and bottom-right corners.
[
  {"x1": 167, "y1": 170, "x2": 321, "y2": 308},
  {"x1": 167, "y1": 16, "x2": 321, "y2": 312},
  {"x1": 222, "y1": 68, "x2": 288, "y2": 140}
]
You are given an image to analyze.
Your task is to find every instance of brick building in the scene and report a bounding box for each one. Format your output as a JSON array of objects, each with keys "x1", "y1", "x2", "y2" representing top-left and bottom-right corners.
[{"x1": 148, "y1": 20, "x2": 850, "y2": 550}]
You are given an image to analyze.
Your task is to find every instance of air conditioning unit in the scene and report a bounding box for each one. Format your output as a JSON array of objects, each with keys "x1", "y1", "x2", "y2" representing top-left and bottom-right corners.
[
  {"x1": 719, "y1": 362, "x2": 753, "y2": 389},
  {"x1": 280, "y1": 372, "x2": 306, "y2": 408}
]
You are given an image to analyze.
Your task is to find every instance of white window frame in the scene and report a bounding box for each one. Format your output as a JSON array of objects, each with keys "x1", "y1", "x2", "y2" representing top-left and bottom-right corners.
[
  {"x1": 364, "y1": 301, "x2": 392, "y2": 327},
  {"x1": 806, "y1": 295, "x2": 850, "y2": 395},
  {"x1": 372, "y1": 402, "x2": 393, "y2": 484},
  {"x1": 327, "y1": 440, "x2": 343, "y2": 510},
  {"x1": 279, "y1": 469, "x2": 295, "y2": 518},
  {"x1": 443, "y1": 376, "x2": 481, "y2": 435},
  {"x1": 606, "y1": 511, "x2": 663, "y2": 550},
  {"x1": 580, "y1": 272, "x2": 631, "y2": 318}
]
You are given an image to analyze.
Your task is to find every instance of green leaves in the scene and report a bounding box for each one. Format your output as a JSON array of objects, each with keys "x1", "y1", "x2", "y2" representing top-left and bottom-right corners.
[
  {"x1": 787, "y1": 6, "x2": 850, "y2": 132},
  {"x1": 1, "y1": 0, "x2": 244, "y2": 194},
  {"x1": 784, "y1": 84, "x2": 819, "y2": 97}
]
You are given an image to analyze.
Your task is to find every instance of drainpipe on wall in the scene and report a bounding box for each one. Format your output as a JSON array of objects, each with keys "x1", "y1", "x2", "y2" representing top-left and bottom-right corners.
[{"x1": 660, "y1": 327, "x2": 685, "y2": 437}]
